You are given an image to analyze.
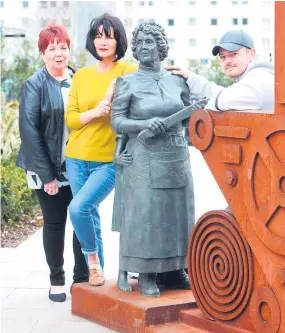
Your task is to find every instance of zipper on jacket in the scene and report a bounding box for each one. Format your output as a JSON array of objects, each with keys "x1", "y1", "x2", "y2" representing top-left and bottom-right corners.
[{"x1": 58, "y1": 86, "x2": 64, "y2": 175}]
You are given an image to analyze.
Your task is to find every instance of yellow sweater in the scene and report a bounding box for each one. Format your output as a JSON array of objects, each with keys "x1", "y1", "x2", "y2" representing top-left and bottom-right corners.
[{"x1": 65, "y1": 61, "x2": 137, "y2": 162}]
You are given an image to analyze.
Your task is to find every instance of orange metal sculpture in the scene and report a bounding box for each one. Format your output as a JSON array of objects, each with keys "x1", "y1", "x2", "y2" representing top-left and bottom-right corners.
[{"x1": 188, "y1": 2, "x2": 285, "y2": 333}]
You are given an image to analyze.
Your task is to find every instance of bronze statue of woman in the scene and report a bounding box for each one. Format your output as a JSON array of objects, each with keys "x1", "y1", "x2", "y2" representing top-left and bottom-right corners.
[{"x1": 111, "y1": 22, "x2": 196, "y2": 297}]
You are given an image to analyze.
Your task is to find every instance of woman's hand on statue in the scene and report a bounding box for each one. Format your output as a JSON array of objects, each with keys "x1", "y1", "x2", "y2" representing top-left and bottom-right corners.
[
  {"x1": 147, "y1": 118, "x2": 167, "y2": 135},
  {"x1": 104, "y1": 79, "x2": 117, "y2": 103},
  {"x1": 92, "y1": 101, "x2": 111, "y2": 118},
  {"x1": 114, "y1": 149, "x2": 133, "y2": 166},
  {"x1": 165, "y1": 66, "x2": 189, "y2": 80},
  {"x1": 44, "y1": 179, "x2": 59, "y2": 196}
]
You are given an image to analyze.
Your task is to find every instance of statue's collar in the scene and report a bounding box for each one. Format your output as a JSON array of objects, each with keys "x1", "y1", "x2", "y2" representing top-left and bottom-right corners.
[{"x1": 139, "y1": 64, "x2": 162, "y2": 73}]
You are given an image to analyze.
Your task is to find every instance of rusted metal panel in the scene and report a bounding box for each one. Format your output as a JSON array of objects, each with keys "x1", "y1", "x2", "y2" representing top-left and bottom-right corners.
[
  {"x1": 221, "y1": 144, "x2": 242, "y2": 164},
  {"x1": 214, "y1": 126, "x2": 250, "y2": 139}
]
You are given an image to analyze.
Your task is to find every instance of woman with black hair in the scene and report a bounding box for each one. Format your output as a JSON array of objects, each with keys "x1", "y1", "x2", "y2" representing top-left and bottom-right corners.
[{"x1": 65, "y1": 13, "x2": 137, "y2": 287}]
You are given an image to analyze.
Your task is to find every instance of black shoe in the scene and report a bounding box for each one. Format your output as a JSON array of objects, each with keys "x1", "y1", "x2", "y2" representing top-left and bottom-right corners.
[
  {"x1": 138, "y1": 273, "x2": 160, "y2": 297},
  {"x1": 156, "y1": 273, "x2": 165, "y2": 285},
  {"x1": 163, "y1": 269, "x2": 191, "y2": 290},
  {"x1": 49, "y1": 288, "x2": 66, "y2": 302}
]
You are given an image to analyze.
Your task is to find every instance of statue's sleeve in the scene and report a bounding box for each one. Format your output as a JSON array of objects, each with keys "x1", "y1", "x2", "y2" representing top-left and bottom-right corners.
[
  {"x1": 114, "y1": 134, "x2": 129, "y2": 160},
  {"x1": 111, "y1": 76, "x2": 148, "y2": 134},
  {"x1": 181, "y1": 79, "x2": 191, "y2": 107},
  {"x1": 111, "y1": 77, "x2": 131, "y2": 134},
  {"x1": 180, "y1": 79, "x2": 192, "y2": 127}
]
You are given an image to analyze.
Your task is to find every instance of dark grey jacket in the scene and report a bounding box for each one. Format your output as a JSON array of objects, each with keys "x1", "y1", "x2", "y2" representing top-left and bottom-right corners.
[{"x1": 16, "y1": 66, "x2": 74, "y2": 184}]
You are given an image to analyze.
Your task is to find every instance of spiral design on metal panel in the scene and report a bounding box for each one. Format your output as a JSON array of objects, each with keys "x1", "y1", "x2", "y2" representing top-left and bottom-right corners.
[{"x1": 188, "y1": 210, "x2": 254, "y2": 321}]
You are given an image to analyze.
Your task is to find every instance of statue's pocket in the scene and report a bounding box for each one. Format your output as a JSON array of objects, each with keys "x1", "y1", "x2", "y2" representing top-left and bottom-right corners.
[{"x1": 149, "y1": 150, "x2": 188, "y2": 189}]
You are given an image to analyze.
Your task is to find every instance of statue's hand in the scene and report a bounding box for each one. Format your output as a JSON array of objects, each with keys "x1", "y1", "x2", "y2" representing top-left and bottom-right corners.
[
  {"x1": 194, "y1": 98, "x2": 209, "y2": 110},
  {"x1": 113, "y1": 149, "x2": 133, "y2": 166},
  {"x1": 147, "y1": 117, "x2": 166, "y2": 135}
]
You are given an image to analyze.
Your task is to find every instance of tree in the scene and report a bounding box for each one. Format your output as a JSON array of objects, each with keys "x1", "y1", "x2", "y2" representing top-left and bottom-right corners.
[
  {"x1": 69, "y1": 49, "x2": 88, "y2": 69},
  {"x1": 207, "y1": 58, "x2": 234, "y2": 87},
  {"x1": 1, "y1": 40, "x2": 41, "y2": 101}
]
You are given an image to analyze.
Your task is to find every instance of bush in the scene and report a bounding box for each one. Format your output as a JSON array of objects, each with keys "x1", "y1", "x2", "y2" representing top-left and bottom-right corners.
[
  {"x1": 1, "y1": 153, "x2": 38, "y2": 226},
  {"x1": 1, "y1": 101, "x2": 20, "y2": 158}
]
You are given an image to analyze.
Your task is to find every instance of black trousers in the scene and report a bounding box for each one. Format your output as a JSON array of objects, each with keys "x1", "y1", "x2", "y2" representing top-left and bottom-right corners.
[{"x1": 35, "y1": 186, "x2": 89, "y2": 286}]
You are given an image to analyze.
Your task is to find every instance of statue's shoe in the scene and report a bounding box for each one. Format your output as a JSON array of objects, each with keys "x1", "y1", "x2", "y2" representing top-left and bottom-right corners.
[
  {"x1": 138, "y1": 273, "x2": 160, "y2": 297},
  {"x1": 163, "y1": 269, "x2": 191, "y2": 290}
]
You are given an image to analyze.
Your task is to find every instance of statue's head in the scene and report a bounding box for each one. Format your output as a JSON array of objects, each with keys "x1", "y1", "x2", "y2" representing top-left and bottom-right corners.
[{"x1": 131, "y1": 21, "x2": 169, "y2": 66}]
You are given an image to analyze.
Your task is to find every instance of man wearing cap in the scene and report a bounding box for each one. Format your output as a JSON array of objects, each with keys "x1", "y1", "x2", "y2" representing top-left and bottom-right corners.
[{"x1": 167, "y1": 30, "x2": 274, "y2": 111}]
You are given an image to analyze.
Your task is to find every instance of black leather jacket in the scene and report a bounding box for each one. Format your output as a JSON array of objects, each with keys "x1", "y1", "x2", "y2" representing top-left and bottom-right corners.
[{"x1": 16, "y1": 66, "x2": 74, "y2": 184}]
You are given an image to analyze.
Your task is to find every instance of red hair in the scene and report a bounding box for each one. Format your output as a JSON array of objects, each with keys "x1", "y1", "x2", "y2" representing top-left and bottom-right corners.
[{"x1": 38, "y1": 25, "x2": 71, "y2": 53}]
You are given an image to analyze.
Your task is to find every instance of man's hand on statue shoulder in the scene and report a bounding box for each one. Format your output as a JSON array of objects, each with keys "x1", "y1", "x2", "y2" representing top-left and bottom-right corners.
[{"x1": 165, "y1": 66, "x2": 190, "y2": 80}]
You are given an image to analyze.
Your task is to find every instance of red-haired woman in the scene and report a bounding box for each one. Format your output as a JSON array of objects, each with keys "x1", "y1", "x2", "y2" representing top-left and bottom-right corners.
[{"x1": 17, "y1": 25, "x2": 88, "y2": 302}]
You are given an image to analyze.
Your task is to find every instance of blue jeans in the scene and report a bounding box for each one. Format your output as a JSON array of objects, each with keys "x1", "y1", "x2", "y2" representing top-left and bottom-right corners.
[{"x1": 65, "y1": 157, "x2": 115, "y2": 269}]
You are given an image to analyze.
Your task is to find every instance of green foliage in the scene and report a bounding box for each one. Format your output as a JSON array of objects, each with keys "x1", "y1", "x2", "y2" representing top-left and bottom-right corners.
[
  {"x1": 187, "y1": 58, "x2": 234, "y2": 87},
  {"x1": 69, "y1": 49, "x2": 88, "y2": 69},
  {"x1": 1, "y1": 101, "x2": 20, "y2": 158},
  {"x1": 1, "y1": 153, "x2": 38, "y2": 226},
  {"x1": 207, "y1": 58, "x2": 234, "y2": 87},
  {"x1": 1, "y1": 40, "x2": 42, "y2": 100}
]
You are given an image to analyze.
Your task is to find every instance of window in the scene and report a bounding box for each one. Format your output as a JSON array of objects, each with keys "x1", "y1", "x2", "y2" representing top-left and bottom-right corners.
[
  {"x1": 188, "y1": 59, "x2": 198, "y2": 68},
  {"x1": 210, "y1": 38, "x2": 218, "y2": 47},
  {"x1": 188, "y1": 18, "x2": 196, "y2": 25},
  {"x1": 168, "y1": 19, "x2": 174, "y2": 26},
  {"x1": 168, "y1": 38, "x2": 175, "y2": 49},
  {"x1": 22, "y1": 1, "x2": 29, "y2": 7},
  {"x1": 63, "y1": 1, "x2": 69, "y2": 7},
  {"x1": 242, "y1": 18, "x2": 248, "y2": 25},
  {"x1": 232, "y1": 18, "x2": 238, "y2": 25},
  {"x1": 189, "y1": 1, "x2": 196, "y2": 4},
  {"x1": 40, "y1": 18, "x2": 46, "y2": 27},
  {"x1": 200, "y1": 58, "x2": 209, "y2": 65},
  {"x1": 40, "y1": 1, "x2": 48, "y2": 8},
  {"x1": 232, "y1": 0, "x2": 238, "y2": 4},
  {"x1": 189, "y1": 38, "x2": 197, "y2": 47},
  {"x1": 210, "y1": 1, "x2": 217, "y2": 4},
  {"x1": 242, "y1": 0, "x2": 248, "y2": 4},
  {"x1": 262, "y1": 18, "x2": 270, "y2": 32},
  {"x1": 210, "y1": 18, "x2": 218, "y2": 25},
  {"x1": 148, "y1": 1, "x2": 154, "y2": 5},
  {"x1": 125, "y1": 1, "x2": 132, "y2": 6},
  {"x1": 124, "y1": 18, "x2": 132, "y2": 27},
  {"x1": 262, "y1": 38, "x2": 270, "y2": 52},
  {"x1": 139, "y1": 1, "x2": 145, "y2": 6},
  {"x1": 138, "y1": 18, "x2": 153, "y2": 24},
  {"x1": 262, "y1": 1, "x2": 270, "y2": 10},
  {"x1": 168, "y1": 59, "x2": 175, "y2": 66},
  {"x1": 50, "y1": 1, "x2": 56, "y2": 7},
  {"x1": 0, "y1": 1, "x2": 4, "y2": 8},
  {"x1": 62, "y1": 18, "x2": 71, "y2": 27}
]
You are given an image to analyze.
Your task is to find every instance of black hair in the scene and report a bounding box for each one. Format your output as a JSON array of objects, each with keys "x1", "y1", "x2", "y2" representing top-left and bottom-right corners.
[{"x1": 85, "y1": 13, "x2": 127, "y2": 62}]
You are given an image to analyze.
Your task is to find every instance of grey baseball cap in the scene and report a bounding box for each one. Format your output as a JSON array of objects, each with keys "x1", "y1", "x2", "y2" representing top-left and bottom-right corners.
[{"x1": 212, "y1": 30, "x2": 254, "y2": 56}]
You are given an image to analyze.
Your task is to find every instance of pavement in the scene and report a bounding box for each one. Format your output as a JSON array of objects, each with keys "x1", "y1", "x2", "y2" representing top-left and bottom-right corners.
[{"x1": 0, "y1": 147, "x2": 227, "y2": 333}]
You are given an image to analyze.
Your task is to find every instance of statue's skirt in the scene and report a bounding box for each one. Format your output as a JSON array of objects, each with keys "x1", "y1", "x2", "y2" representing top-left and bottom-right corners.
[{"x1": 112, "y1": 133, "x2": 195, "y2": 273}]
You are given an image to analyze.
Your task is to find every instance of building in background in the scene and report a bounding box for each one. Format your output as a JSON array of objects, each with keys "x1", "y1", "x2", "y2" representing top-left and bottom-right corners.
[
  {"x1": 74, "y1": 1, "x2": 116, "y2": 64},
  {"x1": 116, "y1": 0, "x2": 274, "y2": 68},
  {"x1": 0, "y1": 1, "x2": 115, "y2": 62},
  {"x1": 0, "y1": 0, "x2": 275, "y2": 68}
]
